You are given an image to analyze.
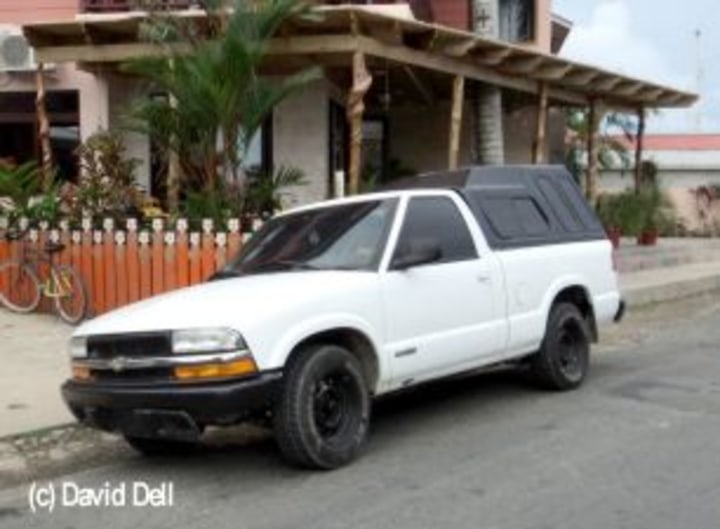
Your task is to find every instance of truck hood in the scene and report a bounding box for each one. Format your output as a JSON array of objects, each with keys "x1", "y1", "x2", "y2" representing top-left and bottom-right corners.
[{"x1": 75, "y1": 271, "x2": 378, "y2": 337}]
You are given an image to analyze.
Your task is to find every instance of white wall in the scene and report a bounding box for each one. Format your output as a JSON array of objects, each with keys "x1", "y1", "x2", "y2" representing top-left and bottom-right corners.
[
  {"x1": 388, "y1": 99, "x2": 556, "y2": 173},
  {"x1": 272, "y1": 80, "x2": 330, "y2": 206},
  {"x1": 106, "y1": 75, "x2": 151, "y2": 191}
]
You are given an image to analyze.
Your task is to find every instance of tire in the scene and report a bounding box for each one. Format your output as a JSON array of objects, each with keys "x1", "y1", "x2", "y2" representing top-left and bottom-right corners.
[
  {"x1": 530, "y1": 302, "x2": 590, "y2": 391},
  {"x1": 52, "y1": 265, "x2": 87, "y2": 325},
  {"x1": 123, "y1": 435, "x2": 200, "y2": 457},
  {"x1": 0, "y1": 260, "x2": 41, "y2": 313},
  {"x1": 274, "y1": 344, "x2": 370, "y2": 470}
]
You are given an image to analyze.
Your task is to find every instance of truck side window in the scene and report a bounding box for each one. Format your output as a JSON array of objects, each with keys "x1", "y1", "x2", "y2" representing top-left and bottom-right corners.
[{"x1": 393, "y1": 197, "x2": 478, "y2": 264}]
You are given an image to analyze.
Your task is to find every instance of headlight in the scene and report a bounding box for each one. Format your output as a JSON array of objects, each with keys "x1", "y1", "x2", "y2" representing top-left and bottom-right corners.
[
  {"x1": 68, "y1": 336, "x2": 87, "y2": 359},
  {"x1": 171, "y1": 328, "x2": 246, "y2": 354}
]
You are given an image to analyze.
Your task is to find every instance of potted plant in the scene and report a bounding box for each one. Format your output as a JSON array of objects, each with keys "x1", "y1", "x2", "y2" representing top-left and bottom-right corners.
[
  {"x1": 634, "y1": 186, "x2": 675, "y2": 247},
  {"x1": 595, "y1": 194, "x2": 622, "y2": 248}
]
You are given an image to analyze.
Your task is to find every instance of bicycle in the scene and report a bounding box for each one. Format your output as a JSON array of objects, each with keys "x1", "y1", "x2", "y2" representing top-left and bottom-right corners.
[{"x1": 0, "y1": 231, "x2": 88, "y2": 324}]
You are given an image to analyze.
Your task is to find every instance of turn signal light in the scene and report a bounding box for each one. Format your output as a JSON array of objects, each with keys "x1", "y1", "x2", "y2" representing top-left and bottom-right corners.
[
  {"x1": 174, "y1": 357, "x2": 257, "y2": 381},
  {"x1": 72, "y1": 366, "x2": 92, "y2": 381}
]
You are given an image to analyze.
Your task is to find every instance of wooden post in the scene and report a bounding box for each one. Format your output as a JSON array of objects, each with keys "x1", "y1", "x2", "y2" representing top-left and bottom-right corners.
[
  {"x1": 347, "y1": 51, "x2": 372, "y2": 195},
  {"x1": 634, "y1": 107, "x2": 646, "y2": 193},
  {"x1": 449, "y1": 75, "x2": 465, "y2": 170},
  {"x1": 532, "y1": 82, "x2": 549, "y2": 164},
  {"x1": 35, "y1": 62, "x2": 54, "y2": 191},
  {"x1": 585, "y1": 99, "x2": 602, "y2": 204}
]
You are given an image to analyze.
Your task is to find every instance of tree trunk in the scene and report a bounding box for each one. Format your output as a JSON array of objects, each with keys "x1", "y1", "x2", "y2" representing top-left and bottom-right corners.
[
  {"x1": 35, "y1": 63, "x2": 54, "y2": 191},
  {"x1": 472, "y1": 0, "x2": 505, "y2": 165}
]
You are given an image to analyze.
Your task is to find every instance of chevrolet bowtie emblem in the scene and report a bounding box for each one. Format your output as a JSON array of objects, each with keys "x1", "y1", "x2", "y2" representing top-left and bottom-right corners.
[{"x1": 109, "y1": 357, "x2": 128, "y2": 373}]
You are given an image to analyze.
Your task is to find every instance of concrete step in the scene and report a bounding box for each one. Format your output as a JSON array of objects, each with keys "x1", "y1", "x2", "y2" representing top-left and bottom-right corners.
[
  {"x1": 615, "y1": 238, "x2": 720, "y2": 274},
  {"x1": 620, "y1": 261, "x2": 720, "y2": 307}
]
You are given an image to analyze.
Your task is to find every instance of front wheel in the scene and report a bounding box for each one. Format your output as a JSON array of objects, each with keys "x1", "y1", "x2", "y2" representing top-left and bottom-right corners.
[
  {"x1": 0, "y1": 260, "x2": 41, "y2": 313},
  {"x1": 530, "y1": 303, "x2": 590, "y2": 391},
  {"x1": 274, "y1": 344, "x2": 370, "y2": 469},
  {"x1": 52, "y1": 265, "x2": 87, "y2": 325}
]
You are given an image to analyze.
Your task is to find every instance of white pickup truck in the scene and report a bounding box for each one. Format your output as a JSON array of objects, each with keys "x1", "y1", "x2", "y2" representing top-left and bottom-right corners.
[{"x1": 63, "y1": 166, "x2": 624, "y2": 469}]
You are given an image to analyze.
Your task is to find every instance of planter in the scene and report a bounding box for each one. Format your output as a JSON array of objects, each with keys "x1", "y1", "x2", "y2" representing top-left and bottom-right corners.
[
  {"x1": 637, "y1": 229, "x2": 659, "y2": 247},
  {"x1": 605, "y1": 225, "x2": 622, "y2": 249}
]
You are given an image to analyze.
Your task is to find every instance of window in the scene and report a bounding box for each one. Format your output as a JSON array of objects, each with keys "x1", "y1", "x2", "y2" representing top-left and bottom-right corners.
[
  {"x1": 230, "y1": 199, "x2": 398, "y2": 273},
  {"x1": 499, "y1": 0, "x2": 535, "y2": 42},
  {"x1": 392, "y1": 196, "x2": 477, "y2": 265},
  {"x1": 537, "y1": 177, "x2": 584, "y2": 232},
  {"x1": 479, "y1": 194, "x2": 550, "y2": 239}
]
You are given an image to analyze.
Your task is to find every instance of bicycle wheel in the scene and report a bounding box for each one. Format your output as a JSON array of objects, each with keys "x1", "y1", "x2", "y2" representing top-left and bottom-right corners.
[
  {"x1": 0, "y1": 260, "x2": 41, "y2": 313},
  {"x1": 52, "y1": 265, "x2": 87, "y2": 325}
]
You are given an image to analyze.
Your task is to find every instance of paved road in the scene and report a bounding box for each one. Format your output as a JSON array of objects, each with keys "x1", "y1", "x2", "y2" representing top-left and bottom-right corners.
[{"x1": 1, "y1": 300, "x2": 720, "y2": 529}]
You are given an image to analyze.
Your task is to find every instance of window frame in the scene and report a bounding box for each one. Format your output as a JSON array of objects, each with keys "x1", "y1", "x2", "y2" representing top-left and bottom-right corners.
[{"x1": 385, "y1": 193, "x2": 480, "y2": 271}]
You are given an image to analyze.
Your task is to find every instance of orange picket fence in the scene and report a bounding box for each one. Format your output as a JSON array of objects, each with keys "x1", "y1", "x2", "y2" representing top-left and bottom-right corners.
[{"x1": 0, "y1": 217, "x2": 260, "y2": 318}]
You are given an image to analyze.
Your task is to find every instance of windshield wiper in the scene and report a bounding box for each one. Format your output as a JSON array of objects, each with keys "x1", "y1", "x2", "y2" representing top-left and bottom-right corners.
[
  {"x1": 207, "y1": 269, "x2": 240, "y2": 281},
  {"x1": 251, "y1": 260, "x2": 357, "y2": 272}
]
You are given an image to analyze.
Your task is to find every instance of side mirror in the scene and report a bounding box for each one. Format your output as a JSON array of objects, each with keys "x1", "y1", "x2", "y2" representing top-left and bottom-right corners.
[{"x1": 391, "y1": 240, "x2": 443, "y2": 271}]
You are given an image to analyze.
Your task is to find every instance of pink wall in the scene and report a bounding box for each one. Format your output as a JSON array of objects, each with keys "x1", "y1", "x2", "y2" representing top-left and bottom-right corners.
[{"x1": 0, "y1": 0, "x2": 77, "y2": 24}]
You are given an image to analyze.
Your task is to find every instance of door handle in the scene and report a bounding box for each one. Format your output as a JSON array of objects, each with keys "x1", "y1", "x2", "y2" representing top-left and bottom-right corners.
[{"x1": 477, "y1": 275, "x2": 491, "y2": 284}]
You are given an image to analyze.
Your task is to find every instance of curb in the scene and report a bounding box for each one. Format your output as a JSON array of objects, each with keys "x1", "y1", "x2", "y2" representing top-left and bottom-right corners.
[{"x1": 0, "y1": 423, "x2": 77, "y2": 445}]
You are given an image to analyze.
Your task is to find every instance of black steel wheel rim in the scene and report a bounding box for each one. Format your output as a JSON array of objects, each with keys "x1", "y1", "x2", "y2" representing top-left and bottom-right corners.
[
  {"x1": 557, "y1": 321, "x2": 585, "y2": 381},
  {"x1": 312, "y1": 371, "x2": 357, "y2": 440}
]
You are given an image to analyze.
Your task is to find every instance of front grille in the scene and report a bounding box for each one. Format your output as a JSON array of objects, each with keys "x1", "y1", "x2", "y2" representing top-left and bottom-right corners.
[
  {"x1": 91, "y1": 368, "x2": 173, "y2": 383},
  {"x1": 87, "y1": 332, "x2": 172, "y2": 360}
]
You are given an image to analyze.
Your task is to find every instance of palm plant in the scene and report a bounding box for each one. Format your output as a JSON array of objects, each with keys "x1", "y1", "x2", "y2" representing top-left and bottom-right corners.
[{"x1": 124, "y1": 0, "x2": 320, "y2": 213}]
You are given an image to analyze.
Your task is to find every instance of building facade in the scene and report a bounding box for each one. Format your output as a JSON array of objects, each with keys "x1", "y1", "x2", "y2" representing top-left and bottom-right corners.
[{"x1": 2, "y1": 1, "x2": 695, "y2": 209}]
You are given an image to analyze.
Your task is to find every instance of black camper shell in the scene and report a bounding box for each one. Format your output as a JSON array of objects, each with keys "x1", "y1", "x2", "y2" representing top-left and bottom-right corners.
[{"x1": 381, "y1": 165, "x2": 607, "y2": 250}]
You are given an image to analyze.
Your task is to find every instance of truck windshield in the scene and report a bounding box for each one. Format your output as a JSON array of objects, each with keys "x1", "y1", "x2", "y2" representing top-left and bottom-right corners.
[{"x1": 226, "y1": 199, "x2": 398, "y2": 274}]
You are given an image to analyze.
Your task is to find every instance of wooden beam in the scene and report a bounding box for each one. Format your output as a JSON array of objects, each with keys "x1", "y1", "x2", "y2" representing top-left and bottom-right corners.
[
  {"x1": 448, "y1": 75, "x2": 465, "y2": 170},
  {"x1": 501, "y1": 56, "x2": 546, "y2": 74},
  {"x1": 347, "y1": 51, "x2": 372, "y2": 195},
  {"x1": 476, "y1": 48, "x2": 514, "y2": 66},
  {"x1": 532, "y1": 82, "x2": 549, "y2": 164},
  {"x1": 634, "y1": 107, "x2": 646, "y2": 193},
  {"x1": 402, "y1": 66, "x2": 435, "y2": 105},
  {"x1": 442, "y1": 38, "x2": 477, "y2": 57},
  {"x1": 585, "y1": 100, "x2": 604, "y2": 204},
  {"x1": 638, "y1": 87, "x2": 665, "y2": 101},
  {"x1": 593, "y1": 77, "x2": 622, "y2": 92},
  {"x1": 563, "y1": 70, "x2": 601, "y2": 86},
  {"x1": 35, "y1": 62, "x2": 53, "y2": 192},
  {"x1": 614, "y1": 81, "x2": 644, "y2": 97},
  {"x1": 356, "y1": 36, "x2": 588, "y2": 106},
  {"x1": 535, "y1": 63, "x2": 574, "y2": 81},
  {"x1": 34, "y1": 35, "x2": 361, "y2": 64}
]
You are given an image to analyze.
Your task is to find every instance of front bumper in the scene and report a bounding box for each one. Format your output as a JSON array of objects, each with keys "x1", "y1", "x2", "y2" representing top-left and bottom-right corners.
[{"x1": 62, "y1": 371, "x2": 282, "y2": 438}]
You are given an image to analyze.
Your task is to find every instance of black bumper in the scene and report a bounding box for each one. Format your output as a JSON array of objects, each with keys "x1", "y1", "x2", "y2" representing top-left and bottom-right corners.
[{"x1": 62, "y1": 371, "x2": 282, "y2": 436}]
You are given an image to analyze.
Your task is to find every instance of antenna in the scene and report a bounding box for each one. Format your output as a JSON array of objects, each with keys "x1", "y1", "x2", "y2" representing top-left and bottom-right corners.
[{"x1": 694, "y1": 29, "x2": 703, "y2": 132}]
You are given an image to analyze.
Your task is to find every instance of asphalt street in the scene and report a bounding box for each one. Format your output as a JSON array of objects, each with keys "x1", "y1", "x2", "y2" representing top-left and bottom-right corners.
[{"x1": 1, "y1": 298, "x2": 719, "y2": 529}]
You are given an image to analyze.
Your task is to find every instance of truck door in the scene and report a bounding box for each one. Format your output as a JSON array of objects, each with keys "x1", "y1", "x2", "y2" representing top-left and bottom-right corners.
[{"x1": 381, "y1": 194, "x2": 506, "y2": 387}]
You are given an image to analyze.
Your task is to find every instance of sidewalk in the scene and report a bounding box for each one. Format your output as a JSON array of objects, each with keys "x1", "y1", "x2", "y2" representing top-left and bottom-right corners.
[
  {"x1": 617, "y1": 238, "x2": 720, "y2": 307},
  {"x1": 1, "y1": 237, "x2": 720, "y2": 440},
  {"x1": 0, "y1": 312, "x2": 74, "y2": 438}
]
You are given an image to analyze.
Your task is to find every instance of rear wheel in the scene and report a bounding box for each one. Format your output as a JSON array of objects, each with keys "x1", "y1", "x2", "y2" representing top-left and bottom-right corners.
[
  {"x1": 530, "y1": 303, "x2": 590, "y2": 390},
  {"x1": 52, "y1": 265, "x2": 87, "y2": 324},
  {"x1": 274, "y1": 344, "x2": 370, "y2": 469},
  {"x1": 0, "y1": 260, "x2": 41, "y2": 313}
]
